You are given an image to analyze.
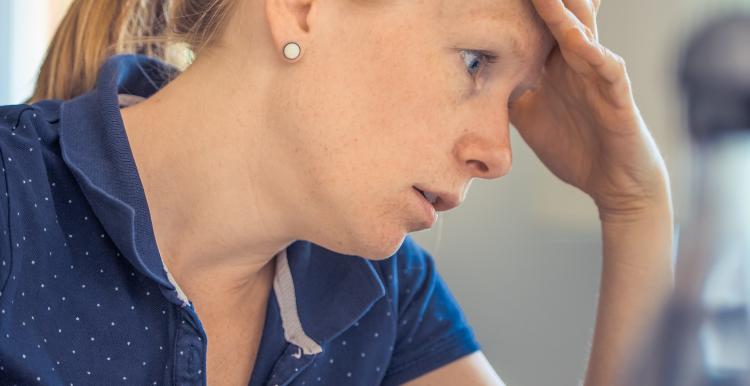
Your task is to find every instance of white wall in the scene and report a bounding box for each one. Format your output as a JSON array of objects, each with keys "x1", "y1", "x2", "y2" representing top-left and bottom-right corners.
[{"x1": 0, "y1": 0, "x2": 71, "y2": 105}]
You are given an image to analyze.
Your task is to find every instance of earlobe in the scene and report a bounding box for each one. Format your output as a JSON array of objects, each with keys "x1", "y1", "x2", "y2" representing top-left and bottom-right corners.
[{"x1": 265, "y1": 0, "x2": 315, "y2": 62}]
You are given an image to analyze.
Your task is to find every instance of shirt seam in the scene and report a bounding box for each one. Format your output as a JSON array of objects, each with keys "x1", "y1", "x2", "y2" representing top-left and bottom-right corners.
[
  {"x1": 0, "y1": 126, "x2": 14, "y2": 295},
  {"x1": 171, "y1": 315, "x2": 181, "y2": 386}
]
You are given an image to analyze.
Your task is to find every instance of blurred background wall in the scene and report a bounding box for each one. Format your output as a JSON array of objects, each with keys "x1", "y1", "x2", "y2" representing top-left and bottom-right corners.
[
  {"x1": 0, "y1": 0, "x2": 71, "y2": 104},
  {"x1": 1, "y1": 1, "x2": 749, "y2": 385}
]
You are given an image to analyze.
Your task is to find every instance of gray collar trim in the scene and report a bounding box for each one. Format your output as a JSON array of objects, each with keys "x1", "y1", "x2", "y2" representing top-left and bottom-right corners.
[{"x1": 273, "y1": 249, "x2": 324, "y2": 355}]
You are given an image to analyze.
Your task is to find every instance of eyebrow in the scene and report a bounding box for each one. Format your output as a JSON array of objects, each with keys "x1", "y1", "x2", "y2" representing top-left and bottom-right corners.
[
  {"x1": 480, "y1": 18, "x2": 551, "y2": 94},
  {"x1": 471, "y1": 14, "x2": 533, "y2": 64}
]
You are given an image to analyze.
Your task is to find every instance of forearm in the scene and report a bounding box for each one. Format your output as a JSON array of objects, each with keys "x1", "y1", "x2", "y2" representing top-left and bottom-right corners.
[{"x1": 583, "y1": 192, "x2": 675, "y2": 386}]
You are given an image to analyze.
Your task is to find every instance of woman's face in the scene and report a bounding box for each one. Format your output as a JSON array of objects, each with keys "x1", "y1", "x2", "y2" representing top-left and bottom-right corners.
[{"x1": 262, "y1": 0, "x2": 555, "y2": 259}]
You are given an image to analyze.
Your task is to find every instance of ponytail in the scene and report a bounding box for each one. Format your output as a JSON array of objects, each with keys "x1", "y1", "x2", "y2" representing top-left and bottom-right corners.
[{"x1": 27, "y1": 0, "x2": 236, "y2": 103}]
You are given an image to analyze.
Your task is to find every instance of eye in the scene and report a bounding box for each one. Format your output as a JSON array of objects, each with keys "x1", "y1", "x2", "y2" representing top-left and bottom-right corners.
[{"x1": 460, "y1": 50, "x2": 497, "y2": 79}]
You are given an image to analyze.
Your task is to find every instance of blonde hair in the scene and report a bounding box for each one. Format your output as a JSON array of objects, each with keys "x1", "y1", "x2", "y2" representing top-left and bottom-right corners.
[{"x1": 26, "y1": 0, "x2": 237, "y2": 103}]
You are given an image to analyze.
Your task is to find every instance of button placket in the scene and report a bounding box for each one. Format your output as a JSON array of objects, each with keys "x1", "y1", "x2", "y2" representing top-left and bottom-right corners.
[
  {"x1": 263, "y1": 344, "x2": 317, "y2": 386},
  {"x1": 174, "y1": 308, "x2": 206, "y2": 385}
]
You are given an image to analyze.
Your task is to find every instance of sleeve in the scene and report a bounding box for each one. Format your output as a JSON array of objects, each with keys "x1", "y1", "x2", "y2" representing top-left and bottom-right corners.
[
  {"x1": 381, "y1": 235, "x2": 481, "y2": 386},
  {"x1": 0, "y1": 107, "x2": 14, "y2": 295}
]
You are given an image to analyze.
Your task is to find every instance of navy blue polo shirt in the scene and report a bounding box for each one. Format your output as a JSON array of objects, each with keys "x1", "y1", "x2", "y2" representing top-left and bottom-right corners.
[{"x1": 0, "y1": 54, "x2": 480, "y2": 385}]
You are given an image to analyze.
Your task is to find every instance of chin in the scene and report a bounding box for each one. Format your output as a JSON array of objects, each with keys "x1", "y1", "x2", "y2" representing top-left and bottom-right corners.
[
  {"x1": 355, "y1": 227, "x2": 408, "y2": 261},
  {"x1": 321, "y1": 225, "x2": 407, "y2": 261},
  {"x1": 308, "y1": 201, "x2": 411, "y2": 260}
]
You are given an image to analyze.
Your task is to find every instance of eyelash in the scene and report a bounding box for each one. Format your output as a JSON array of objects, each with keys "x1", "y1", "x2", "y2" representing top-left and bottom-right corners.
[
  {"x1": 461, "y1": 50, "x2": 497, "y2": 79},
  {"x1": 461, "y1": 50, "x2": 517, "y2": 110}
]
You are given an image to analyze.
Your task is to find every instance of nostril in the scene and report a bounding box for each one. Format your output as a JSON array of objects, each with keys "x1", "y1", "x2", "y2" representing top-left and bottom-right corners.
[
  {"x1": 467, "y1": 159, "x2": 489, "y2": 174},
  {"x1": 465, "y1": 149, "x2": 512, "y2": 179}
]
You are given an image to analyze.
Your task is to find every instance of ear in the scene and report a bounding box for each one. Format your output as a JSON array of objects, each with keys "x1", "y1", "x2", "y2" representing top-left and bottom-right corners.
[{"x1": 265, "y1": 0, "x2": 316, "y2": 60}]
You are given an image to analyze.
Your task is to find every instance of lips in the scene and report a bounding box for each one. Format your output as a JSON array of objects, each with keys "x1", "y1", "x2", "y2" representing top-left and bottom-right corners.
[
  {"x1": 415, "y1": 188, "x2": 438, "y2": 204},
  {"x1": 412, "y1": 185, "x2": 462, "y2": 212}
]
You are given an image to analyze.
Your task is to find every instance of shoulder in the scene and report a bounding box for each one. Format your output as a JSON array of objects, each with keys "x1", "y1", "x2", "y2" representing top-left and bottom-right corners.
[
  {"x1": 370, "y1": 235, "x2": 464, "y2": 327},
  {"x1": 0, "y1": 100, "x2": 63, "y2": 290},
  {"x1": 1, "y1": 99, "x2": 62, "y2": 125},
  {"x1": 369, "y1": 236, "x2": 482, "y2": 385},
  {"x1": 0, "y1": 99, "x2": 62, "y2": 145},
  {"x1": 0, "y1": 99, "x2": 65, "y2": 191},
  {"x1": 0, "y1": 100, "x2": 64, "y2": 196}
]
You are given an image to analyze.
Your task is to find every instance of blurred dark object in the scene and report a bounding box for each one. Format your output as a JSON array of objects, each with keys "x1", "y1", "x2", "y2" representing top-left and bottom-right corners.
[
  {"x1": 681, "y1": 14, "x2": 750, "y2": 143},
  {"x1": 622, "y1": 13, "x2": 750, "y2": 386}
]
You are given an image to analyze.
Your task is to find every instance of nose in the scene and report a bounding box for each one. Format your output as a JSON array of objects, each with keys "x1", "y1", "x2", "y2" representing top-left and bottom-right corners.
[{"x1": 453, "y1": 114, "x2": 512, "y2": 180}]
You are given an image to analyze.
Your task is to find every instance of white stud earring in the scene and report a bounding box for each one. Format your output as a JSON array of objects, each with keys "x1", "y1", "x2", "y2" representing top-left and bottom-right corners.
[{"x1": 283, "y1": 41, "x2": 302, "y2": 61}]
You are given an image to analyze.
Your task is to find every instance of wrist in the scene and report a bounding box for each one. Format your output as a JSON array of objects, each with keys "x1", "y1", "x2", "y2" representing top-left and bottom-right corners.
[
  {"x1": 597, "y1": 187, "x2": 675, "y2": 272},
  {"x1": 594, "y1": 170, "x2": 673, "y2": 225},
  {"x1": 596, "y1": 194, "x2": 673, "y2": 225}
]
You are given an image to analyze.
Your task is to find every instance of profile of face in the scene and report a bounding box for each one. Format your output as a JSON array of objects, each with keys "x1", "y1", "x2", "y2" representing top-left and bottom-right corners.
[{"x1": 221, "y1": 0, "x2": 555, "y2": 260}]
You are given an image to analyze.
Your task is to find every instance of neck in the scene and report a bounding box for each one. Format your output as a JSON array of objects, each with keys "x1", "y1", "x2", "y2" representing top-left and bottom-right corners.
[{"x1": 119, "y1": 53, "x2": 297, "y2": 302}]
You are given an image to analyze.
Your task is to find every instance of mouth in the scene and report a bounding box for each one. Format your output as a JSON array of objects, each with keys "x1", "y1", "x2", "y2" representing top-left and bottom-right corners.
[
  {"x1": 412, "y1": 185, "x2": 462, "y2": 212},
  {"x1": 414, "y1": 187, "x2": 439, "y2": 205},
  {"x1": 412, "y1": 186, "x2": 438, "y2": 226}
]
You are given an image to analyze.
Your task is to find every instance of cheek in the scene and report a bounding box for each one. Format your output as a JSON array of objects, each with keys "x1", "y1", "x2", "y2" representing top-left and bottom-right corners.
[
  {"x1": 272, "y1": 28, "x2": 461, "y2": 215},
  {"x1": 353, "y1": 56, "x2": 457, "y2": 163},
  {"x1": 297, "y1": 14, "x2": 462, "y2": 167}
]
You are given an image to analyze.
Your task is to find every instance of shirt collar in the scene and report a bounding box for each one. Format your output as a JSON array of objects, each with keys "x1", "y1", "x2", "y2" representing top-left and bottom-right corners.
[{"x1": 57, "y1": 53, "x2": 385, "y2": 352}]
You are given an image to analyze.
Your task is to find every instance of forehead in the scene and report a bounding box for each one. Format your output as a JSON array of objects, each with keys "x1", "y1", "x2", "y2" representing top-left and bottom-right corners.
[
  {"x1": 437, "y1": 0, "x2": 544, "y2": 31},
  {"x1": 436, "y1": 0, "x2": 552, "y2": 63}
]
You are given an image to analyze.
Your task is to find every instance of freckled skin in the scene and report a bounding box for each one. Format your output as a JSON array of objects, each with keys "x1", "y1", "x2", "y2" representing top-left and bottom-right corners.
[
  {"x1": 121, "y1": 0, "x2": 553, "y2": 271},
  {"x1": 261, "y1": 0, "x2": 553, "y2": 259},
  {"x1": 117, "y1": 0, "x2": 672, "y2": 384},
  {"x1": 120, "y1": 7, "x2": 552, "y2": 383}
]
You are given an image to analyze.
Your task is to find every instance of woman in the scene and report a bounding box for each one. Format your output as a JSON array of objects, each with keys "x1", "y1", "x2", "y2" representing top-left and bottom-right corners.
[{"x1": 0, "y1": 0, "x2": 673, "y2": 385}]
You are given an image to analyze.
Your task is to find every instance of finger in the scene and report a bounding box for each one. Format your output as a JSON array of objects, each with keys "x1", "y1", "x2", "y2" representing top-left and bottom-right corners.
[
  {"x1": 531, "y1": 0, "x2": 596, "y2": 45},
  {"x1": 590, "y1": 45, "x2": 629, "y2": 86},
  {"x1": 532, "y1": 0, "x2": 629, "y2": 87},
  {"x1": 531, "y1": 0, "x2": 598, "y2": 73},
  {"x1": 531, "y1": 0, "x2": 571, "y2": 32},
  {"x1": 562, "y1": 0, "x2": 598, "y2": 40},
  {"x1": 560, "y1": 28, "x2": 600, "y2": 76},
  {"x1": 592, "y1": 0, "x2": 601, "y2": 13},
  {"x1": 569, "y1": 40, "x2": 632, "y2": 110}
]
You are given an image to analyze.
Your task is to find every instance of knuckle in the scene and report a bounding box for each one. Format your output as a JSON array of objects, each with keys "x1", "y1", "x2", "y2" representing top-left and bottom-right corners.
[
  {"x1": 609, "y1": 51, "x2": 627, "y2": 69},
  {"x1": 582, "y1": 25, "x2": 595, "y2": 40}
]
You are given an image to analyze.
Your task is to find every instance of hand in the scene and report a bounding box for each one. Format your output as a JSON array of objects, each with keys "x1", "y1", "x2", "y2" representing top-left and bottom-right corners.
[{"x1": 510, "y1": 0, "x2": 670, "y2": 219}]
